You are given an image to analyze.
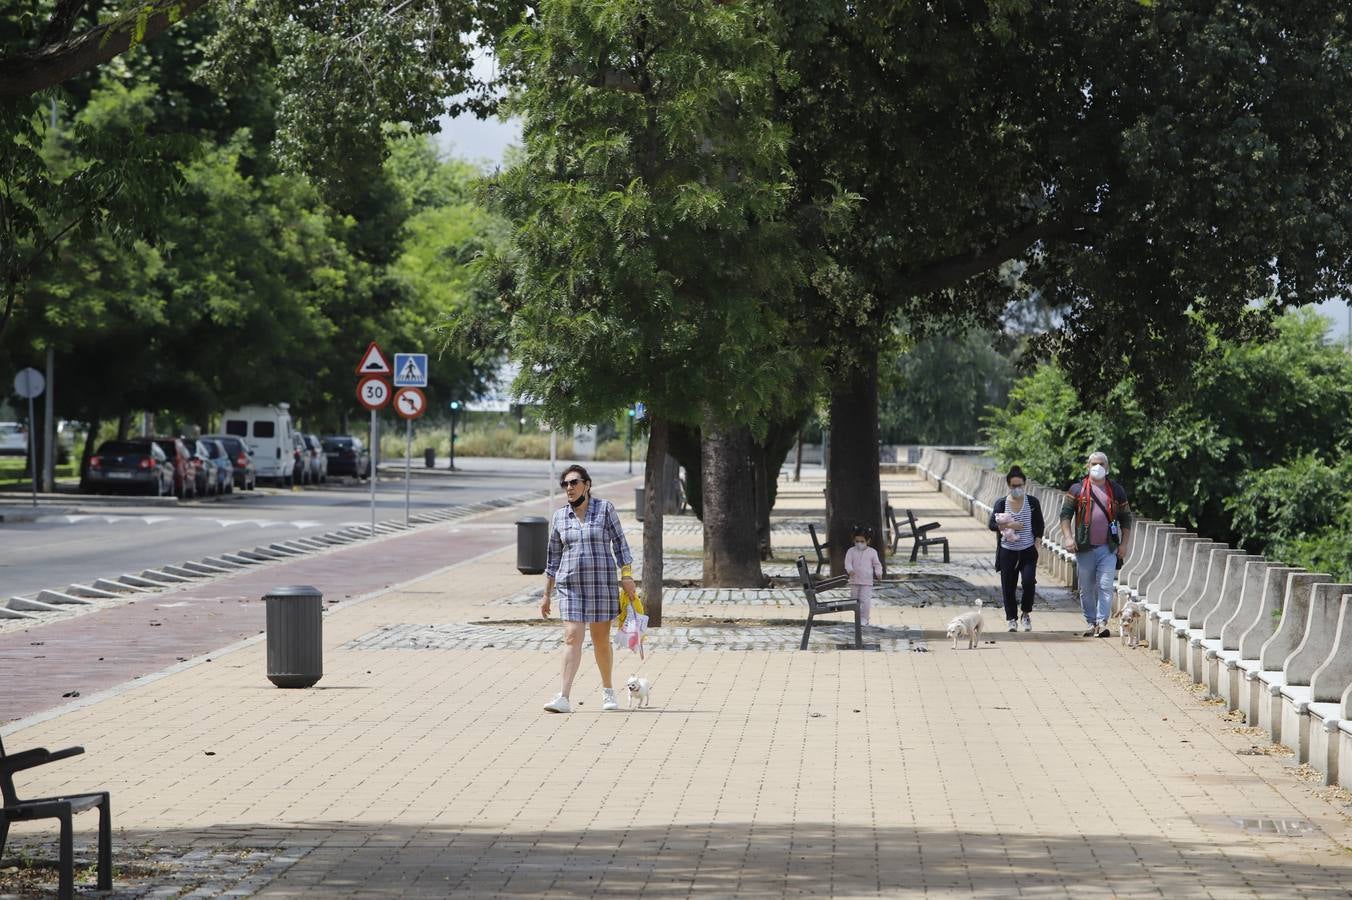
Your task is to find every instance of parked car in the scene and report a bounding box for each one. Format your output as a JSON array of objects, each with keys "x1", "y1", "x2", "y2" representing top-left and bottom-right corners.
[
  {"x1": 303, "y1": 434, "x2": 327, "y2": 484},
  {"x1": 220, "y1": 404, "x2": 297, "y2": 485},
  {"x1": 0, "y1": 422, "x2": 27, "y2": 456},
  {"x1": 80, "y1": 439, "x2": 174, "y2": 496},
  {"x1": 151, "y1": 437, "x2": 198, "y2": 499},
  {"x1": 202, "y1": 434, "x2": 256, "y2": 490},
  {"x1": 199, "y1": 438, "x2": 235, "y2": 495},
  {"x1": 322, "y1": 435, "x2": 370, "y2": 478},
  {"x1": 181, "y1": 438, "x2": 218, "y2": 498}
]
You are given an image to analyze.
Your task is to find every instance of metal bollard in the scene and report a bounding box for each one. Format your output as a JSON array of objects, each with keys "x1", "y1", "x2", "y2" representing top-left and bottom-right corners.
[
  {"x1": 635, "y1": 487, "x2": 645, "y2": 523},
  {"x1": 517, "y1": 517, "x2": 549, "y2": 575},
  {"x1": 265, "y1": 585, "x2": 323, "y2": 688}
]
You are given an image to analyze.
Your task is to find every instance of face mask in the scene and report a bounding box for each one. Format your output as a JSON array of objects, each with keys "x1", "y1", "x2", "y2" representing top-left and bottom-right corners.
[
  {"x1": 854, "y1": 540, "x2": 867, "y2": 549},
  {"x1": 1010, "y1": 487, "x2": 1025, "y2": 499},
  {"x1": 1089, "y1": 464, "x2": 1106, "y2": 480},
  {"x1": 568, "y1": 492, "x2": 587, "y2": 508}
]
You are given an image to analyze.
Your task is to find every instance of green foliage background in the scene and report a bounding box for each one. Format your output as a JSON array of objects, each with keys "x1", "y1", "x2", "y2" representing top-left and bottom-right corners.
[{"x1": 985, "y1": 310, "x2": 1352, "y2": 580}]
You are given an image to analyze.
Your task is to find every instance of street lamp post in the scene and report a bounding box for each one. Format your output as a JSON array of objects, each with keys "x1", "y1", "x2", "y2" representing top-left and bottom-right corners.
[{"x1": 448, "y1": 400, "x2": 460, "y2": 471}]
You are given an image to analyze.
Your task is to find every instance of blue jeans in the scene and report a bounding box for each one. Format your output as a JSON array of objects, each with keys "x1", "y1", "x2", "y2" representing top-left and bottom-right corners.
[{"x1": 1076, "y1": 544, "x2": 1116, "y2": 626}]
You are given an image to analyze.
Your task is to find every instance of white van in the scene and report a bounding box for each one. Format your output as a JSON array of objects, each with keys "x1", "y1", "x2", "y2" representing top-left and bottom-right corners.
[{"x1": 221, "y1": 404, "x2": 297, "y2": 485}]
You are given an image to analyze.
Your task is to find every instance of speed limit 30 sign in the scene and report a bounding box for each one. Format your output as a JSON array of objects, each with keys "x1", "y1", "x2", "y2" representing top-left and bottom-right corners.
[{"x1": 357, "y1": 376, "x2": 392, "y2": 411}]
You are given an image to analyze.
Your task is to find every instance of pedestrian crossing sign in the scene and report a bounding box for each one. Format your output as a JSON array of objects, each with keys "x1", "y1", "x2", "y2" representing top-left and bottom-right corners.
[{"x1": 393, "y1": 353, "x2": 429, "y2": 387}]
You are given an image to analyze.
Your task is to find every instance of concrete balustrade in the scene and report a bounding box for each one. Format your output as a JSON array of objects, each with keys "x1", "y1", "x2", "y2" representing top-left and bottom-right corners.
[
  {"x1": 1187, "y1": 554, "x2": 1260, "y2": 685},
  {"x1": 1146, "y1": 537, "x2": 1211, "y2": 654},
  {"x1": 1214, "y1": 560, "x2": 1284, "y2": 712},
  {"x1": 1159, "y1": 542, "x2": 1225, "y2": 664},
  {"x1": 1248, "y1": 573, "x2": 1332, "y2": 743},
  {"x1": 1198, "y1": 554, "x2": 1262, "y2": 696},
  {"x1": 1118, "y1": 525, "x2": 1182, "y2": 622},
  {"x1": 1275, "y1": 582, "x2": 1352, "y2": 760}
]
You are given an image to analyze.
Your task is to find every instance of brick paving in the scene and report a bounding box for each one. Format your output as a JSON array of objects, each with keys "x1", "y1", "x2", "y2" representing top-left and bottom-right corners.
[{"x1": 4, "y1": 470, "x2": 1352, "y2": 897}]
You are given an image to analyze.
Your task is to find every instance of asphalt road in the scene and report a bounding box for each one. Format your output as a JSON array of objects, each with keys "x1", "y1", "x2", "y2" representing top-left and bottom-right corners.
[{"x1": 0, "y1": 457, "x2": 642, "y2": 600}]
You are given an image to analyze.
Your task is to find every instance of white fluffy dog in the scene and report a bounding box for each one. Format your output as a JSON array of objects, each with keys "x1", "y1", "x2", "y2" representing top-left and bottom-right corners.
[
  {"x1": 626, "y1": 675, "x2": 653, "y2": 708},
  {"x1": 1119, "y1": 599, "x2": 1145, "y2": 648},
  {"x1": 946, "y1": 600, "x2": 985, "y2": 650}
]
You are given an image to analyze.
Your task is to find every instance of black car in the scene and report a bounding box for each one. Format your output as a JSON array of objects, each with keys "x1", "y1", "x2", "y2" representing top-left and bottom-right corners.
[
  {"x1": 203, "y1": 434, "x2": 257, "y2": 490},
  {"x1": 322, "y1": 435, "x2": 370, "y2": 478},
  {"x1": 81, "y1": 439, "x2": 175, "y2": 496}
]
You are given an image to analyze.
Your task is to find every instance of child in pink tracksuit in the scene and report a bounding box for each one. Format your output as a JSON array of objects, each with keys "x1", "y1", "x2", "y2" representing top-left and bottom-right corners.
[{"x1": 844, "y1": 524, "x2": 883, "y2": 625}]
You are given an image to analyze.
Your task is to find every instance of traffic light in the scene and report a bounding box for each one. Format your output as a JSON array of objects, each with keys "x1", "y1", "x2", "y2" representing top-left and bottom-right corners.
[
  {"x1": 627, "y1": 407, "x2": 636, "y2": 417},
  {"x1": 449, "y1": 400, "x2": 461, "y2": 411}
]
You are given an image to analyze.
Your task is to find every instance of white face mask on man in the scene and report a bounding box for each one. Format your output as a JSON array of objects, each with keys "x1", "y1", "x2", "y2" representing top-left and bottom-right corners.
[{"x1": 1089, "y1": 464, "x2": 1107, "y2": 481}]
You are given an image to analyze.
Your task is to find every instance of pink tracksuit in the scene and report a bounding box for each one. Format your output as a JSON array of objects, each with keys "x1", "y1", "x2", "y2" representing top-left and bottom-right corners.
[{"x1": 844, "y1": 543, "x2": 883, "y2": 625}]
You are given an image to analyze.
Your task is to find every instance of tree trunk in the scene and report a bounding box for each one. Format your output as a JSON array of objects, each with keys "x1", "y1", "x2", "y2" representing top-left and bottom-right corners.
[
  {"x1": 701, "y1": 414, "x2": 763, "y2": 586},
  {"x1": 752, "y1": 439, "x2": 771, "y2": 560},
  {"x1": 80, "y1": 418, "x2": 99, "y2": 481},
  {"x1": 668, "y1": 422, "x2": 702, "y2": 520},
  {"x1": 662, "y1": 453, "x2": 682, "y2": 514},
  {"x1": 642, "y1": 415, "x2": 669, "y2": 627},
  {"x1": 794, "y1": 431, "x2": 803, "y2": 482},
  {"x1": 827, "y1": 349, "x2": 883, "y2": 577},
  {"x1": 116, "y1": 411, "x2": 131, "y2": 441}
]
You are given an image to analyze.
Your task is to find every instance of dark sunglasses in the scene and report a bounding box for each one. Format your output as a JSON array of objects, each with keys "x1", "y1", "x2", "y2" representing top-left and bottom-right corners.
[{"x1": 560, "y1": 477, "x2": 584, "y2": 488}]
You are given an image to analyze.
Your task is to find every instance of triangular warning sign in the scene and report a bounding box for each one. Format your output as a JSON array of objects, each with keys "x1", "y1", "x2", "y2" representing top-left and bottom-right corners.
[{"x1": 355, "y1": 342, "x2": 390, "y2": 375}]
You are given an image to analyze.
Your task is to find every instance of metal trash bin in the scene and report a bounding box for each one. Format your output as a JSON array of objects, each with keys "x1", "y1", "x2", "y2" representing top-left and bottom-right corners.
[
  {"x1": 517, "y1": 516, "x2": 549, "y2": 575},
  {"x1": 424, "y1": 448, "x2": 435, "y2": 468},
  {"x1": 265, "y1": 585, "x2": 323, "y2": 688},
  {"x1": 635, "y1": 487, "x2": 645, "y2": 523}
]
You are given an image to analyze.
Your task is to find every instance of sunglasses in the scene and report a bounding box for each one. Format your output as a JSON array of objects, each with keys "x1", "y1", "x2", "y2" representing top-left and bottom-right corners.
[{"x1": 560, "y1": 477, "x2": 584, "y2": 488}]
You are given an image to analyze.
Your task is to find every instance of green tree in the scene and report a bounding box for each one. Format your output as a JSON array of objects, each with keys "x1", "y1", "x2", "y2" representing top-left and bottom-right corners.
[
  {"x1": 452, "y1": 0, "x2": 809, "y2": 616},
  {"x1": 879, "y1": 330, "x2": 1014, "y2": 446}
]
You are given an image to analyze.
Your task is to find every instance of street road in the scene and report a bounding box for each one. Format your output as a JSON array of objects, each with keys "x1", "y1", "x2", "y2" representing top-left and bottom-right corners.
[{"x1": 0, "y1": 457, "x2": 641, "y2": 599}]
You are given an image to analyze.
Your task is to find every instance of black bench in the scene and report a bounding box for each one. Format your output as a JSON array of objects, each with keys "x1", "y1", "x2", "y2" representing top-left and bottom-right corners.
[
  {"x1": 905, "y1": 508, "x2": 949, "y2": 563},
  {"x1": 1, "y1": 735, "x2": 111, "y2": 900},
  {"x1": 795, "y1": 555, "x2": 862, "y2": 650},
  {"x1": 808, "y1": 523, "x2": 830, "y2": 576}
]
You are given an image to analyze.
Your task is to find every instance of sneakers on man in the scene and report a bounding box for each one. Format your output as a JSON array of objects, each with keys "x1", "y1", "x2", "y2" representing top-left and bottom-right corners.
[
  {"x1": 602, "y1": 688, "x2": 619, "y2": 711},
  {"x1": 1082, "y1": 624, "x2": 1097, "y2": 637},
  {"x1": 543, "y1": 693, "x2": 572, "y2": 713},
  {"x1": 1097, "y1": 620, "x2": 1111, "y2": 638},
  {"x1": 1021, "y1": 614, "x2": 1032, "y2": 632}
]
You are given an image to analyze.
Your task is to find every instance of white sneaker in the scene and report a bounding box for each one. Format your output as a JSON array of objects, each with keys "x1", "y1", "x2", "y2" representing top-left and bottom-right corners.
[
  {"x1": 1021, "y1": 614, "x2": 1032, "y2": 632},
  {"x1": 1007, "y1": 619, "x2": 1018, "y2": 632},
  {"x1": 543, "y1": 693, "x2": 572, "y2": 713},
  {"x1": 602, "y1": 688, "x2": 619, "y2": 711}
]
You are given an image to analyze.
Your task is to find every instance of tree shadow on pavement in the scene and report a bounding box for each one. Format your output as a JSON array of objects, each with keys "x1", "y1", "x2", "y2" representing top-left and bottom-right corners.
[{"x1": 60, "y1": 819, "x2": 1352, "y2": 898}]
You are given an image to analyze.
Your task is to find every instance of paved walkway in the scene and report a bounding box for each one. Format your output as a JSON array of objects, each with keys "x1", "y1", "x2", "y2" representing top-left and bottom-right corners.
[{"x1": 4, "y1": 472, "x2": 1352, "y2": 897}]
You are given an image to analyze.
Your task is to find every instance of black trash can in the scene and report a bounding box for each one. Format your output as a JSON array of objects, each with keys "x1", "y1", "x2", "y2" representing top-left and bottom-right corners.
[
  {"x1": 517, "y1": 516, "x2": 549, "y2": 574},
  {"x1": 424, "y1": 447, "x2": 436, "y2": 468},
  {"x1": 635, "y1": 487, "x2": 645, "y2": 523},
  {"x1": 265, "y1": 585, "x2": 323, "y2": 688}
]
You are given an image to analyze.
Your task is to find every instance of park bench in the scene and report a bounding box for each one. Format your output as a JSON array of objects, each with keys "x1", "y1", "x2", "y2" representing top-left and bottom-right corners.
[
  {"x1": 1, "y1": 735, "x2": 111, "y2": 900},
  {"x1": 904, "y1": 509, "x2": 949, "y2": 563},
  {"x1": 808, "y1": 523, "x2": 831, "y2": 576},
  {"x1": 794, "y1": 555, "x2": 862, "y2": 650}
]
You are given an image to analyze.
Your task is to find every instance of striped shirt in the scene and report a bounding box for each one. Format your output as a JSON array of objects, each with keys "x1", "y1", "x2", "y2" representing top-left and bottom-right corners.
[{"x1": 1000, "y1": 496, "x2": 1035, "y2": 552}]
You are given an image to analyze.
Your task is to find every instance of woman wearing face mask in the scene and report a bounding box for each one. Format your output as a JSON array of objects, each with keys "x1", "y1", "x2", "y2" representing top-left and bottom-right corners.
[
  {"x1": 540, "y1": 464, "x2": 637, "y2": 713},
  {"x1": 989, "y1": 466, "x2": 1044, "y2": 632},
  {"x1": 844, "y1": 524, "x2": 883, "y2": 626}
]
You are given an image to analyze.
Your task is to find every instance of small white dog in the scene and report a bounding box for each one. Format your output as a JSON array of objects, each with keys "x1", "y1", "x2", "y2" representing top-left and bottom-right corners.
[
  {"x1": 626, "y1": 675, "x2": 653, "y2": 708},
  {"x1": 1119, "y1": 599, "x2": 1145, "y2": 648},
  {"x1": 946, "y1": 600, "x2": 985, "y2": 650}
]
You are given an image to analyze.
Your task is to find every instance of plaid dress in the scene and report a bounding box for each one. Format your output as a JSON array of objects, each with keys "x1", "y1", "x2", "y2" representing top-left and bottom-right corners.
[{"x1": 545, "y1": 497, "x2": 634, "y2": 622}]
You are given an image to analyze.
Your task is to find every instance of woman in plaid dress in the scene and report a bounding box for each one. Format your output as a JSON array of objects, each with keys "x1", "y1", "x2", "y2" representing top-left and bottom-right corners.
[{"x1": 541, "y1": 464, "x2": 636, "y2": 713}]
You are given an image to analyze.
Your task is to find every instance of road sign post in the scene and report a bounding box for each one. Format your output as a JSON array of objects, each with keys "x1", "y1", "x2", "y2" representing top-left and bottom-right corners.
[
  {"x1": 14, "y1": 367, "x2": 45, "y2": 508},
  {"x1": 393, "y1": 386, "x2": 426, "y2": 526},
  {"x1": 355, "y1": 344, "x2": 392, "y2": 537}
]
